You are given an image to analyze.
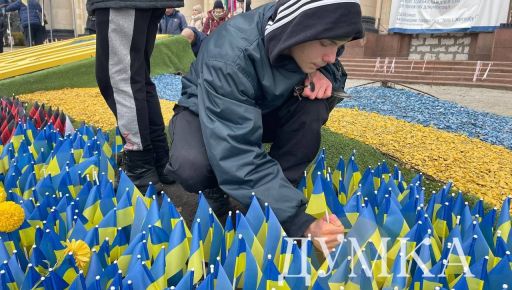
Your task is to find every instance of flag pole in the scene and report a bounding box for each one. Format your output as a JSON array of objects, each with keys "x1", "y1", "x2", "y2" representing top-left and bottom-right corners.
[
  {"x1": 325, "y1": 173, "x2": 331, "y2": 224},
  {"x1": 203, "y1": 259, "x2": 207, "y2": 281}
]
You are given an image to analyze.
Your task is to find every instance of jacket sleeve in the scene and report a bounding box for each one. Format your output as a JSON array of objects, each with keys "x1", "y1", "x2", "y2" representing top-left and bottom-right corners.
[
  {"x1": 319, "y1": 58, "x2": 347, "y2": 93},
  {"x1": 179, "y1": 13, "x2": 187, "y2": 31},
  {"x1": 197, "y1": 60, "x2": 316, "y2": 237},
  {"x1": 5, "y1": 0, "x2": 21, "y2": 12},
  {"x1": 320, "y1": 46, "x2": 348, "y2": 91}
]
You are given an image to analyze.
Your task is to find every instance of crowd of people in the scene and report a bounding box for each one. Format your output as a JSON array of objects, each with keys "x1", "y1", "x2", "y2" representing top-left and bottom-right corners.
[
  {"x1": 155, "y1": 0, "x2": 252, "y2": 58},
  {"x1": 159, "y1": 0, "x2": 251, "y2": 36},
  {"x1": 156, "y1": 0, "x2": 252, "y2": 56},
  {"x1": 0, "y1": 0, "x2": 47, "y2": 52},
  {"x1": 0, "y1": 0, "x2": 249, "y2": 53}
]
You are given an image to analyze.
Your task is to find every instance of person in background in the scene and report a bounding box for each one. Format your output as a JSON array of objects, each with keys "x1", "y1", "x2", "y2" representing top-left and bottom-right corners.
[
  {"x1": 85, "y1": 13, "x2": 96, "y2": 35},
  {"x1": 202, "y1": 0, "x2": 228, "y2": 35},
  {"x1": 158, "y1": 6, "x2": 187, "y2": 35},
  {"x1": 5, "y1": 0, "x2": 46, "y2": 46},
  {"x1": 232, "y1": 0, "x2": 251, "y2": 16},
  {"x1": 87, "y1": 0, "x2": 184, "y2": 192},
  {"x1": 189, "y1": 4, "x2": 204, "y2": 31},
  {"x1": 0, "y1": 0, "x2": 7, "y2": 53},
  {"x1": 181, "y1": 26, "x2": 205, "y2": 57}
]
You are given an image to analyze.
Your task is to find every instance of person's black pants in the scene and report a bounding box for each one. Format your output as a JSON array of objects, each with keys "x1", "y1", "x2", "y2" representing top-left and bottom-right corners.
[
  {"x1": 0, "y1": 24, "x2": 3, "y2": 53},
  {"x1": 95, "y1": 8, "x2": 168, "y2": 158},
  {"x1": 166, "y1": 95, "x2": 340, "y2": 199},
  {"x1": 22, "y1": 24, "x2": 45, "y2": 46}
]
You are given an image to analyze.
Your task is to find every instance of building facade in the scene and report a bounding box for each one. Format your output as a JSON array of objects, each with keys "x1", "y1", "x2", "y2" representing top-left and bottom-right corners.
[
  {"x1": 12, "y1": 0, "x2": 512, "y2": 61},
  {"x1": 36, "y1": 0, "x2": 394, "y2": 38}
]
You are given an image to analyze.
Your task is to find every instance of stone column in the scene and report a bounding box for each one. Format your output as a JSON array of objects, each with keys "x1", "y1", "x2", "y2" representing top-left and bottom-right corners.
[
  {"x1": 374, "y1": 0, "x2": 382, "y2": 29},
  {"x1": 45, "y1": 0, "x2": 73, "y2": 31}
]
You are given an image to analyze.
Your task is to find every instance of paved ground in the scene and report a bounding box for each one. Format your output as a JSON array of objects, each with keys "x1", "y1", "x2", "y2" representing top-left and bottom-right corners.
[
  {"x1": 1, "y1": 46, "x2": 23, "y2": 53},
  {"x1": 346, "y1": 79, "x2": 512, "y2": 117}
]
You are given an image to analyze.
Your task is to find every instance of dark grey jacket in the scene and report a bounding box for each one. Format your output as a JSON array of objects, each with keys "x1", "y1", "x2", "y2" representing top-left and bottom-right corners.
[
  {"x1": 86, "y1": 0, "x2": 184, "y2": 13},
  {"x1": 178, "y1": 3, "x2": 362, "y2": 236}
]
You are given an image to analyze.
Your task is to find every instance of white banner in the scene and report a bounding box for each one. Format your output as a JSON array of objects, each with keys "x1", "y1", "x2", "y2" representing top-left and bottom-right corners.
[{"x1": 389, "y1": 0, "x2": 511, "y2": 34}]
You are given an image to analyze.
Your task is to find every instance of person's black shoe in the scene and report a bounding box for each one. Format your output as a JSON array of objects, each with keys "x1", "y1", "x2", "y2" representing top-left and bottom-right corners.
[
  {"x1": 154, "y1": 148, "x2": 175, "y2": 185},
  {"x1": 157, "y1": 168, "x2": 175, "y2": 185},
  {"x1": 202, "y1": 187, "x2": 232, "y2": 218},
  {"x1": 124, "y1": 150, "x2": 163, "y2": 193}
]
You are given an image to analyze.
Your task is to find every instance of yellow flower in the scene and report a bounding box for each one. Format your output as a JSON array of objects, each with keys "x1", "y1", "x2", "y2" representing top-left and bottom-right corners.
[
  {"x1": 0, "y1": 201, "x2": 25, "y2": 232},
  {"x1": 65, "y1": 239, "x2": 91, "y2": 271}
]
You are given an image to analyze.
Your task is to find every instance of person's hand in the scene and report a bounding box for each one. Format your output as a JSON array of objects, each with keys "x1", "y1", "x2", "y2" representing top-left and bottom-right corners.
[
  {"x1": 304, "y1": 214, "x2": 344, "y2": 251},
  {"x1": 302, "y1": 70, "x2": 332, "y2": 100}
]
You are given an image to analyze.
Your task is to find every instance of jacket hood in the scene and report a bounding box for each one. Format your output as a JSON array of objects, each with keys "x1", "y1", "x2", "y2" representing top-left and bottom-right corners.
[
  {"x1": 207, "y1": 9, "x2": 228, "y2": 20},
  {"x1": 264, "y1": 0, "x2": 364, "y2": 65}
]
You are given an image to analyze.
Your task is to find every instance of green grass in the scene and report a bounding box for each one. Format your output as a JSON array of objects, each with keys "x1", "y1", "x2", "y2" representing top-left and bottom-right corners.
[{"x1": 0, "y1": 36, "x2": 195, "y2": 96}]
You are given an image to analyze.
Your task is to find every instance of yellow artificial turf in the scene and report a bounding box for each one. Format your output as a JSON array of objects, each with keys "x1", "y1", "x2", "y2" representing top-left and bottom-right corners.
[
  {"x1": 18, "y1": 88, "x2": 176, "y2": 130},
  {"x1": 327, "y1": 108, "x2": 512, "y2": 207}
]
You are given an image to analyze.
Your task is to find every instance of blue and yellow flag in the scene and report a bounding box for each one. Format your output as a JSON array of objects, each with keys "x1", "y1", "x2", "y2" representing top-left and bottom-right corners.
[
  {"x1": 150, "y1": 247, "x2": 167, "y2": 289},
  {"x1": 117, "y1": 231, "x2": 145, "y2": 274},
  {"x1": 21, "y1": 264, "x2": 42, "y2": 290},
  {"x1": 166, "y1": 218, "x2": 190, "y2": 287},
  {"x1": 344, "y1": 155, "x2": 362, "y2": 199},
  {"x1": 306, "y1": 153, "x2": 326, "y2": 198},
  {"x1": 306, "y1": 173, "x2": 331, "y2": 219},
  {"x1": 147, "y1": 225, "x2": 168, "y2": 260},
  {"x1": 235, "y1": 211, "x2": 264, "y2": 267},
  {"x1": 174, "y1": 270, "x2": 194, "y2": 290},
  {"x1": 495, "y1": 197, "x2": 511, "y2": 244},
  {"x1": 110, "y1": 226, "x2": 128, "y2": 263},
  {"x1": 129, "y1": 197, "x2": 149, "y2": 242},
  {"x1": 55, "y1": 252, "x2": 79, "y2": 286},
  {"x1": 112, "y1": 127, "x2": 124, "y2": 155},
  {"x1": 42, "y1": 268, "x2": 69, "y2": 290},
  {"x1": 188, "y1": 219, "x2": 205, "y2": 284},
  {"x1": 262, "y1": 204, "x2": 284, "y2": 267}
]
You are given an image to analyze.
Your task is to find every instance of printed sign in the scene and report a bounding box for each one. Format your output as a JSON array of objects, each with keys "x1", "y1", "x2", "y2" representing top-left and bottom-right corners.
[{"x1": 389, "y1": 0, "x2": 511, "y2": 33}]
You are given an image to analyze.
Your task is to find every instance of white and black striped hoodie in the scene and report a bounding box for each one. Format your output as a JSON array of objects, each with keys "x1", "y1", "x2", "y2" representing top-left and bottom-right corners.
[{"x1": 265, "y1": 0, "x2": 364, "y2": 65}]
